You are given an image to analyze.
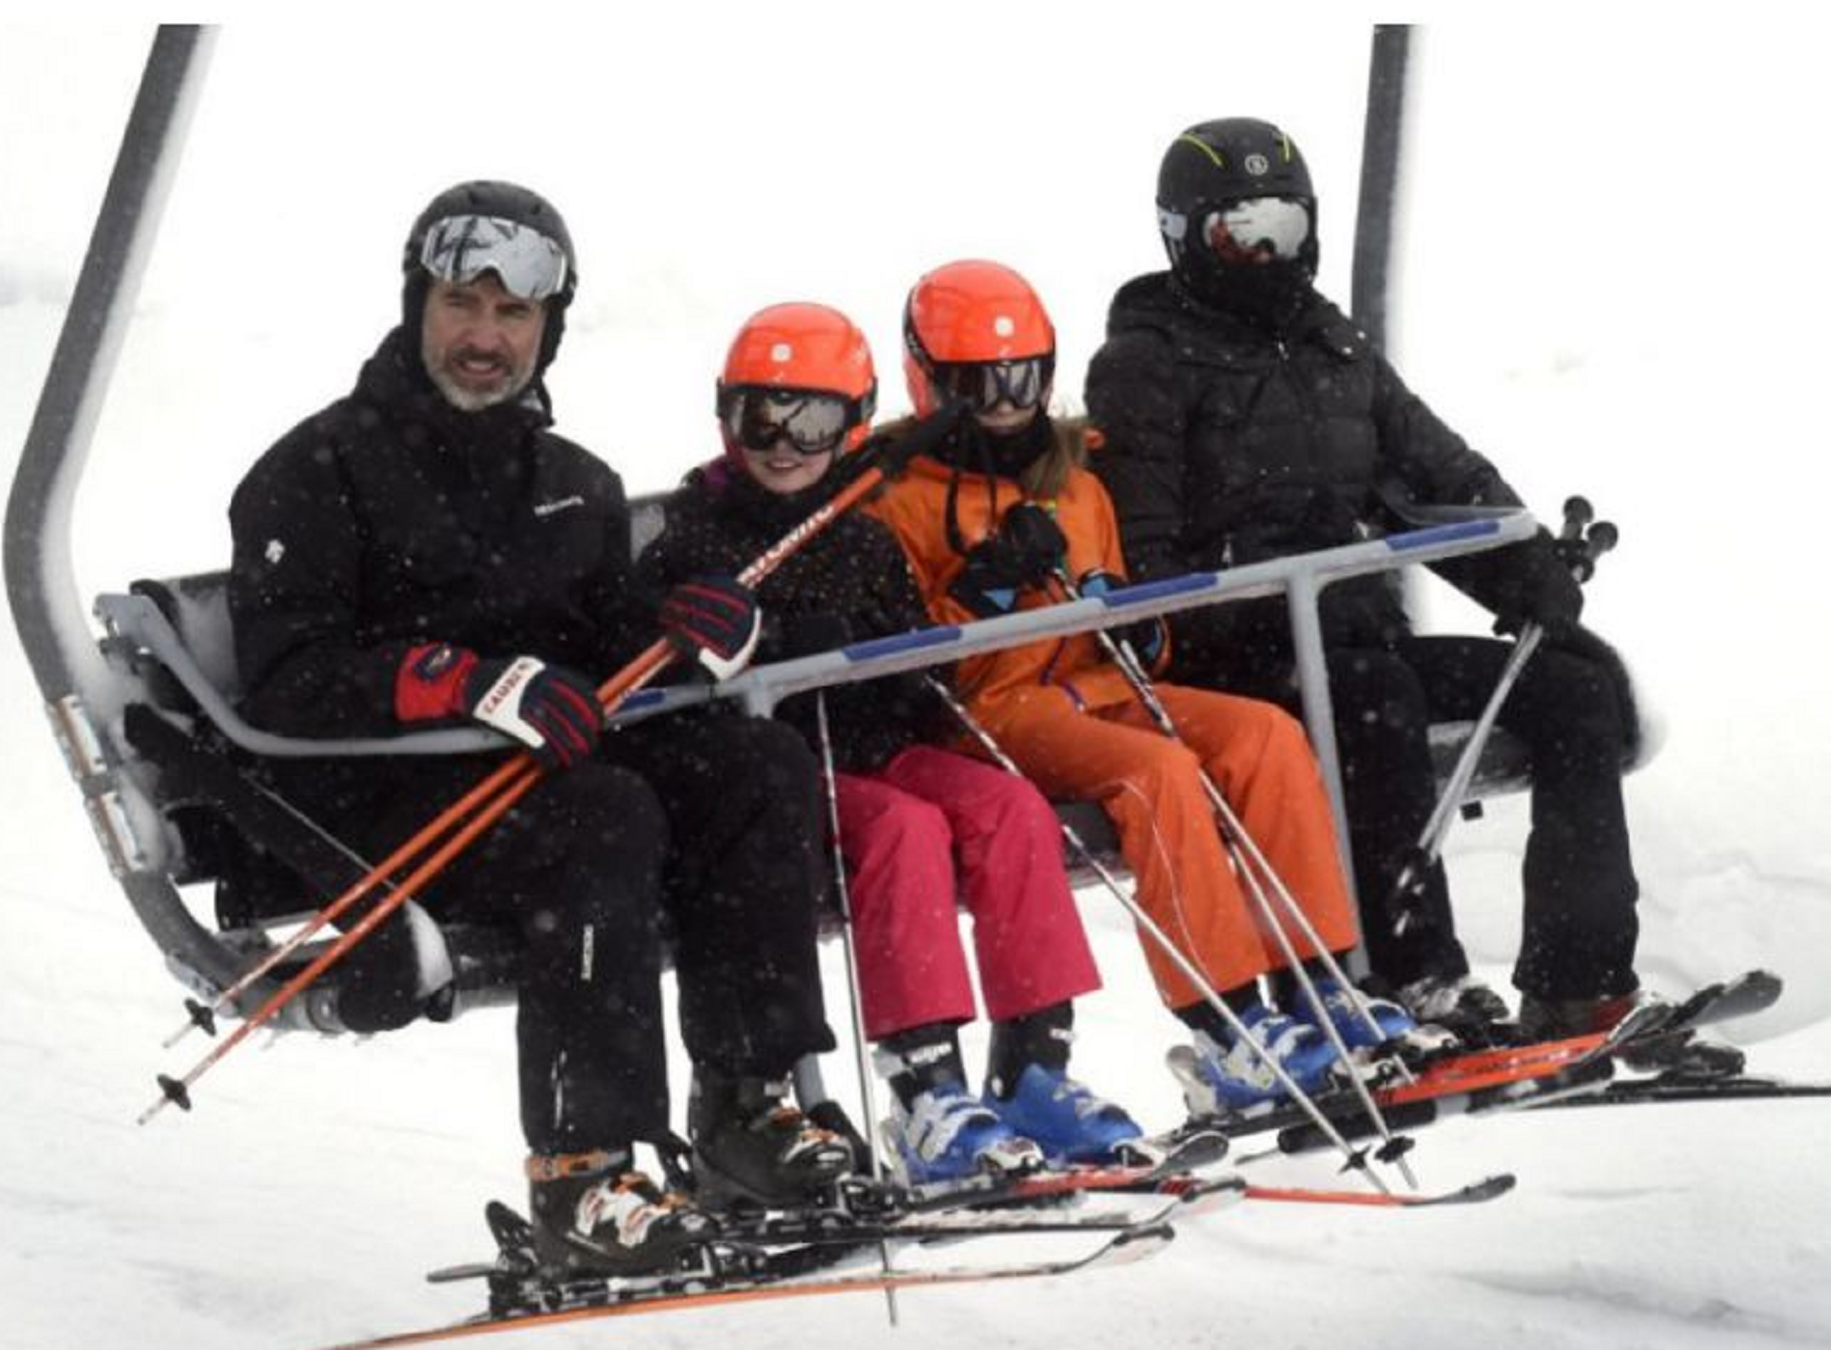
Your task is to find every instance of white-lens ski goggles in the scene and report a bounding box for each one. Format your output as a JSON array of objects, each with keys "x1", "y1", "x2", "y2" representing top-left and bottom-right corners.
[
  {"x1": 418, "y1": 214, "x2": 570, "y2": 301},
  {"x1": 1202, "y1": 197, "x2": 1312, "y2": 264}
]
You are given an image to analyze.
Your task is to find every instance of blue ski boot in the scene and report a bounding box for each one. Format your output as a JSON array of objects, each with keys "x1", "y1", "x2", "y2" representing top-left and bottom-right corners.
[
  {"x1": 887, "y1": 1081, "x2": 1045, "y2": 1186},
  {"x1": 987, "y1": 1064, "x2": 1144, "y2": 1167},
  {"x1": 1169, "y1": 1004, "x2": 1341, "y2": 1118},
  {"x1": 1294, "y1": 977, "x2": 1446, "y2": 1054}
]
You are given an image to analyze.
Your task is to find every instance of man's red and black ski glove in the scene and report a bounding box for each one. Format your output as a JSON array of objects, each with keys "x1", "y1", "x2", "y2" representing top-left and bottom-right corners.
[
  {"x1": 658, "y1": 574, "x2": 762, "y2": 681},
  {"x1": 396, "y1": 643, "x2": 602, "y2": 769}
]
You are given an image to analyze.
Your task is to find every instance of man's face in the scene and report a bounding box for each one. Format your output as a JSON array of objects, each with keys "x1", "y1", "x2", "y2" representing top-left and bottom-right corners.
[{"x1": 420, "y1": 274, "x2": 546, "y2": 412}]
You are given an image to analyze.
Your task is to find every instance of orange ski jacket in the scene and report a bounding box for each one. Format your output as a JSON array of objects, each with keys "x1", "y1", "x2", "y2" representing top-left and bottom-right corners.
[{"x1": 867, "y1": 452, "x2": 1146, "y2": 723}]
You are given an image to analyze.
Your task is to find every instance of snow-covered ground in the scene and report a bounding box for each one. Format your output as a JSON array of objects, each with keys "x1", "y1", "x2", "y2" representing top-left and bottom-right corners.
[{"x1": 3, "y1": 14, "x2": 1829, "y2": 1350}]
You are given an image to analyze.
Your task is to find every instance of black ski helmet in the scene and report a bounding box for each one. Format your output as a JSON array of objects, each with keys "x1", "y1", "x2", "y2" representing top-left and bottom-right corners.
[
  {"x1": 1156, "y1": 118, "x2": 1318, "y2": 280},
  {"x1": 401, "y1": 180, "x2": 579, "y2": 376}
]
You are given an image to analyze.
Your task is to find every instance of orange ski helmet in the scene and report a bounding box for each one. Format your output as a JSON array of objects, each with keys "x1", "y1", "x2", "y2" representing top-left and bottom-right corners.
[
  {"x1": 902, "y1": 260, "x2": 1056, "y2": 418},
  {"x1": 717, "y1": 302, "x2": 878, "y2": 458}
]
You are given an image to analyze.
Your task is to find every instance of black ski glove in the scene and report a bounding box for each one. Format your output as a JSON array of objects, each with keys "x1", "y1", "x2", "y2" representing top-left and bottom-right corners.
[
  {"x1": 1491, "y1": 535, "x2": 1585, "y2": 640},
  {"x1": 949, "y1": 503, "x2": 1067, "y2": 618}
]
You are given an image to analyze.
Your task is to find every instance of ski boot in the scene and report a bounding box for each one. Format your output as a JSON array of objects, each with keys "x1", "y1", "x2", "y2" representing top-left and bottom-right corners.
[
  {"x1": 1169, "y1": 1004, "x2": 1341, "y2": 1119},
  {"x1": 1294, "y1": 977, "x2": 1456, "y2": 1063},
  {"x1": 687, "y1": 1071, "x2": 855, "y2": 1210},
  {"x1": 987, "y1": 1064, "x2": 1144, "y2": 1167},
  {"x1": 526, "y1": 1152, "x2": 715, "y2": 1277},
  {"x1": 1398, "y1": 972, "x2": 1512, "y2": 1047},
  {"x1": 803, "y1": 1096, "x2": 876, "y2": 1176},
  {"x1": 887, "y1": 1080, "x2": 1046, "y2": 1186}
]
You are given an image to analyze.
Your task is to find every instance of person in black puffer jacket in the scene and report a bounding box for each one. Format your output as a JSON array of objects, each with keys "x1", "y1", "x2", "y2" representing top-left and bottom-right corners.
[
  {"x1": 639, "y1": 302, "x2": 1141, "y2": 1183},
  {"x1": 1086, "y1": 119, "x2": 1647, "y2": 1043},
  {"x1": 227, "y1": 182, "x2": 850, "y2": 1270}
]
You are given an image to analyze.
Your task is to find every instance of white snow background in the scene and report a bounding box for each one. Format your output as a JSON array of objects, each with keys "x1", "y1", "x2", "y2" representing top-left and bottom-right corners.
[{"x1": 3, "y1": 12, "x2": 1830, "y2": 1349}]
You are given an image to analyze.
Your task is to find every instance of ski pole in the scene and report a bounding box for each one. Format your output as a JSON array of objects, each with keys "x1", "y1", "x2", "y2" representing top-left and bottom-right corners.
[
  {"x1": 813, "y1": 692, "x2": 900, "y2": 1326},
  {"x1": 140, "y1": 409, "x2": 962, "y2": 1124},
  {"x1": 921, "y1": 674, "x2": 1392, "y2": 1193},
  {"x1": 1388, "y1": 496, "x2": 1618, "y2": 924},
  {"x1": 1051, "y1": 576, "x2": 1417, "y2": 1185}
]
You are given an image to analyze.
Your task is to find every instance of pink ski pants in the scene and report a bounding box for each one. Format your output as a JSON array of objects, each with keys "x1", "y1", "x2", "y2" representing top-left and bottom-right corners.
[{"x1": 834, "y1": 745, "x2": 1102, "y2": 1040}]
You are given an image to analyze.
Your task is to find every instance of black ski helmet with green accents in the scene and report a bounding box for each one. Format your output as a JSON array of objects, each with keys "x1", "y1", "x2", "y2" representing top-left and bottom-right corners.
[{"x1": 1156, "y1": 118, "x2": 1319, "y2": 283}]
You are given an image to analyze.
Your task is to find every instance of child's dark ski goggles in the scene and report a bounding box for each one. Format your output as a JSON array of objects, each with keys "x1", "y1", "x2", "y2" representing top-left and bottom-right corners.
[{"x1": 718, "y1": 384, "x2": 875, "y2": 455}]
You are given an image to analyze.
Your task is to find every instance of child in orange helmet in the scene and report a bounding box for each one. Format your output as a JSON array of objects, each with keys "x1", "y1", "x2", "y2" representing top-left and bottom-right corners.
[
  {"x1": 637, "y1": 301, "x2": 1143, "y2": 1180},
  {"x1": 867, "y1": 260, "x2": 1419, "y2": 1115}
]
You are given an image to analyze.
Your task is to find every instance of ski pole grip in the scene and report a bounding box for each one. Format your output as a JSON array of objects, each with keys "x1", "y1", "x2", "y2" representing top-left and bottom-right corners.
[
  {"x1": 1559, "y1": 495, "x2": 1594, "y2": 539},
  {"x1": 1566, "y1": 519, "x2": 1619, "y2": 585}
]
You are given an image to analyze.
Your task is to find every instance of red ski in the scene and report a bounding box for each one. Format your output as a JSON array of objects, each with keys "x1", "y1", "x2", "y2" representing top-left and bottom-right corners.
[{"x1": 307, "y1": 1223, "x2": 1173, "y2": 1350}]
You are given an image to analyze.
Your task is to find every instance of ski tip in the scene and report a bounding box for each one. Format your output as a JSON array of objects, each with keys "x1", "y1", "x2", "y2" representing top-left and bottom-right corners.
[
  {"x1": 1106, "y1": 1221, "x2": 1177, "y2": 1261},
  {"x1": 1743, "y1": 969, "x2": 1785, "y2": 999},
  {"x1": 1465, "y1": 1172, "x2": 1518, "y2": 1202},
  {"x1": 1113, "y1": 1126, "x2": 1229, "y2": 1174}
]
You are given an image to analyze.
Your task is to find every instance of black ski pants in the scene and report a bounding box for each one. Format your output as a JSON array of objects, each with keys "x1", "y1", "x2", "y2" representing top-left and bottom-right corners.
[
  {"x1": 299, "y1": 710, "x2": 836, "y2": 1155},
  {"x1": 1185, "y1": 633, "x2": 1640, "y2": 1002}
]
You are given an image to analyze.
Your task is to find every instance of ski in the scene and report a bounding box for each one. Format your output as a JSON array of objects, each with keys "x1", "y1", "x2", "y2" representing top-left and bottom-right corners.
[
  {"x1": 1415, "y1": 968, "x2": 1781, "y2": 1083},
  {"x1": 897, "y1": 1127, "x2": 1230, "y2": 1212},
  {"x1": 1179, "y1": 1042, "x2": 1604, "y2": 1143},
  {"x1": 1584, "y1": 968, "x2": 1782, "y2": 1072},
  {"x1": 641, "y1": 1181, "x2": 1235, "y2": 1254},
  {"x1": 1266, "y1": 1057, "x2": 1617, "y2": 1155},
  {"x1": 1232, "y1": 1171, "x2": 1517, "y2": 1208},
  {"x1": 312, "y1": 1223, "x2": 1174, "y2": 1350},
  {"x1": 425, "y1": 1132, "x2": 1229, "y2": 1294},
  {"x1": 1528, "y1": 1072, "x2": 1831, "y2": 1110},
  {"x1": 1188, "y1": 969, "x2": 1784, "y2": 1142}
]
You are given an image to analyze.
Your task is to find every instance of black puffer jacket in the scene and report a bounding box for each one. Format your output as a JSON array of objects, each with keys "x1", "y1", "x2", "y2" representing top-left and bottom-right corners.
[
  {"x1": 229, "y1": 327, "x2": 652, "y2": 741},
  {"x1": 1086, "y1": 271, "x2": 1565, "y2": 671},
  {"x1": 636, "y1": 459, "x2": 936, "y2": 775}
]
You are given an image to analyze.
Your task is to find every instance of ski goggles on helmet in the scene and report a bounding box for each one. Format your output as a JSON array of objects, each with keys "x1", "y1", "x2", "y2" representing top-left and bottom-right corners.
[
  {"x1": 1201, "y1": 196, "x2": 1312, "y2": 265},
  {"x1": 718, "y1": 384, "x2": 876, "y2": 456},
  {"x1": 418, "y1": 214, "x2": 570, "y2": 302},
  {"x1": 925, "y1": 354, "x2": 1055, "y2": 414}
]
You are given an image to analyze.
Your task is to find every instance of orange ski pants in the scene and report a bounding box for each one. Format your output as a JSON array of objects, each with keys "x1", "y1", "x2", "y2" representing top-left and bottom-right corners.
[{"x1": 981, "y1": 683, "x2": 1360, "y2": 1010}]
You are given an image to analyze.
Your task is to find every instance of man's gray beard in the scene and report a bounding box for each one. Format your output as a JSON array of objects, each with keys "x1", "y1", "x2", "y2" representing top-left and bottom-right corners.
[
  {"x1": 425, "y1": 361, "x2": 534, "y2": 413},
  {"x1": 422, "y1": 336, "x2": 534, "y2": 412}
]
